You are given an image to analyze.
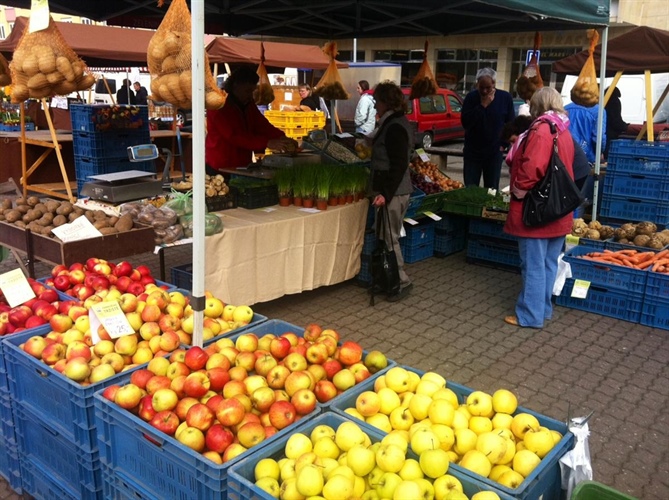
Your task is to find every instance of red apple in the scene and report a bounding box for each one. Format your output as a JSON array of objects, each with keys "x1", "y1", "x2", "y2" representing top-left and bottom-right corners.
[
  {"x1": 145, "y1": 375, "x2": 173, "y2": 395},
  {"x1": 268, "y1": 400, "x2": 296, "y2": 430},
  {"x1": 113, "y1": 261, "x2": 133, "y2": 278},
  {"x1": 52, "y1": 275, "x2": 71, "y2": 292},
  {"x1": 175, "y1": 397, "x2": 199, "y2": 421},
  {"x1": 51, "y1": 264, "x2": 68, "y2": 277},
  {"x1": 214, "y1": 397, "x2": 246, "y2": 427},
  {"x1": 303, "y1": 323, "x2": 323, "y2": 342},
  {"x1": 37, "y1": 289, "x2": 59, "y2": 304},
  {"x1": 8, "y1": 305, "x2": 33, "y2": 327},
  {"x1": 24, "y1": 315, "x2": 47, "y2": 329},
  {"x1": 185, "y1": 403, "x2": 215, "y2": 432},
  {"x1": 205, "y1": 424, "x2": 234, "y2": 454},
  {"x1": 291, "y1": 388, "x2": 317, "y2": 415},
  {"x1": 150, "y1": 410, "x2": 180, "y2": 435},
  {"x1": 306, "y1": 342, "x2": 329, "y2": 365},
  {"x1": 237, "y1": 421, "x2": 266, "y2": 449},
  {"x1": 130, "y1": 369, "x2": 155, "y2": 390},
  {"x1": 206, "y1": 367, "x2": 230, "y2": 392},
  {"x1": 322, "y1": 359, "x2": 343, "y2": 380},
  {"x1": 102, "y1": 384, "x2": 121, "y2": 402},
  {"x1": 314, "y1": 380, "x2": 338, "y2": 403},
  {"x1": 269, "y1": 337, "x2": 291, "y2": 360},
  {"x1": 136, "y1": 265, "x2": 152, "y2": 277},
  {"x1": 72, "y1": 284, "x2": 95, "y2": 301},
  {"x1": 184, "y1": 346, "x2": 209, "y2": 371},
  {"x1": 68, "y1": 269, "x2": 86, "y2": 285},
  {"x1": 338, "y1": 341, "x2": 363, "y2": 366},
  {"x1": 182, "y1": 372, "x2": 211, "y2": 398},
  {"x1": 114, "y1": 383, "x2": 144, "y2": 410},
  {"x1": 126, "y1": 282, "x2": 145, "y2": 296},
  {"x1": 138, "y1": 394, "x2": 157, "y2": 421}
]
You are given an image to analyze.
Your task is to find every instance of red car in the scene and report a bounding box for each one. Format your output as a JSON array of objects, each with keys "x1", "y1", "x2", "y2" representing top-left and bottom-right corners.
[{"x1": 402, "y1": 88, "x2": 464, "y2": 148}]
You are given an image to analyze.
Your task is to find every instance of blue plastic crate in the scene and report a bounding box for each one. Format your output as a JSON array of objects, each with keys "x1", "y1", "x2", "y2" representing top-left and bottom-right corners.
[
  {"x1": 70, "y1": 104, "x2": 149, "y2": 133},
  {"x1": 606, "y1": 155, "x2": 669, "y2": 175},
  {"x1": 405, "y1": 188, "x2": 426, "y2": 219},
  {"x1": 608, "y1": 139, "x2": 669, "y2": 161},
  {"x1": 602, "y1": 171, "x2": 669, "y2": 201},
  {"x1": 361, "y1": 230, "x2": 377, "y2": 256},
  {"x1": 401, "y1": 240, "x2": 434, "y2": 263},
  {"x1": 434, "y1": 229, "x2": 466, "y2": 257},
  {"x1": 14, "y1": 403, "x2": 102, "y2": 499},
  {"x1": 435, "y1": 213, "x2": 467, "y2": 232},
  {"x1": 73, "y1": 129, "x2": 151, "y2": 158},
  {"x1": 557, "y1": 278, "x2": 644, "y2": 323},
  {"x1": 19, "y1": 456, "x2": 98, "y2": 500},
  {"x1": 2, "y1": 326, "x2": 136, "y2": 453},
  {"x1": 563, "y1": 245, "x2": 649, "y2": 293},
  {"x1": 645, "y1": 271, "x2": 669, "y2": 300},
  {"x1": 0, "y1": 392, "x2": 21, "y2": 494},
  {"x1": 93, "y1": 390, "x2": 319, "y2": 500},
  {"x1": 599, "y1": 195, "x2": 669, "y2": 226},
  {"x1": 577, "y1": 237, "x2": 609, "y2": 251},
  {"x1": 640, "y1": 295, "x2": 669, "y2": 330},
  {"x1": 227, "y1": 411, "x2": 517, "y2": 500},
  {"x1": 329, "y1": 366, "x2": 573, "y2": 500},
  {"x1": 0, "y1": 122, "x2": 35, "y2": 131},
  {"x1": 469, "y1": 218, "x2": 517, "y2": 242},
  {"x1": 467, "y1": 236, "x2": 520, "y2": 269},
  {"x1": 401, "y1": 218, "x2": 435, "y2": 246},
  {"x1": 355, "y1": 254, "x2": 371, "y2": 284},
  {"x1": 170, "y1": 263, "x2": 193, "y2": 290}
]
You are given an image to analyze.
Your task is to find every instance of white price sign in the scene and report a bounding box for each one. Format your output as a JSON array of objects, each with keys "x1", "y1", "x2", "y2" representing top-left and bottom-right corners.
[
  {"x1": 570, "y1": 279, "x2": 591, "y2": 299},
  {"x1": 89, "y1": 301, "x2": 135, "y2": 343},
  {"x1": 0, "y1": 269, "x2": 35, "y2": 308}
]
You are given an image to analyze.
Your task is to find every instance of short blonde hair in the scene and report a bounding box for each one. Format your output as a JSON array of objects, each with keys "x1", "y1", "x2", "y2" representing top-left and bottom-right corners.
[{"x1": 530, "y1": 87, "x2": 565, "y2": 117}]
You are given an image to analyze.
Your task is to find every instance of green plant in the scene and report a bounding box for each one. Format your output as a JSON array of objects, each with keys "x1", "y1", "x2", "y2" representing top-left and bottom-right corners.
[
  {"x1": 316, "y1": 167, "x2": 333, "y2": 200},
  {"x1": 273, "y1": 167, "x2": 294, "y2": 197}
]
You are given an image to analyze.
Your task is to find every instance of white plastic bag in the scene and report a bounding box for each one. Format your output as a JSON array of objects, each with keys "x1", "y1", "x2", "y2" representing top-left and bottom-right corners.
[
  {"x1": 553, "y1": 252, "x2": 572, "y2": 296},
  {"x1": 560, "y1": 419, "x2": 593, "y2": 499}
]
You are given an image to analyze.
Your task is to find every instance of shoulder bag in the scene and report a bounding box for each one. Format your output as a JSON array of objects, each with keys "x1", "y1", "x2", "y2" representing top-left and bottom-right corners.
[
  {"x1": 369, "y1": 204, "x2": 400, "y2": 305},
  {"x1": 522, "y1": 122, "x2": 583, "y2": 227}
]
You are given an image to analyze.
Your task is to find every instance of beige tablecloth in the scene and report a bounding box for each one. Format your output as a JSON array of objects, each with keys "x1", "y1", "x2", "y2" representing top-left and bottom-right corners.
[{"x1": 205, "y1": 200, "x2": 369, "y2": 305}]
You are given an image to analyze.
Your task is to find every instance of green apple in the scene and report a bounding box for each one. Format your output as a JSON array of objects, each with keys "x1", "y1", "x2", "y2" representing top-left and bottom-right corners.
[
  {"x1": 375, "y1": 443, "x2": 406, "y2": 473},
  {"x1": 476, "y1": 431, "x2": 508, "y2": 465},
  {"x1": 492, "y1": 389, "x2": 518, "y2": 414},
  {"x1": 334, "y1": 421, "x2": 366, "y2": 452},
  {"x1": 346, "y1": 444, "x2": 376, "y2": 477},
  {"x1": 393, "y1": 480, "x2": 423, "y2": 499},
  {"x1": 410, "y1": 427, "x2": 440, "y2": 455},
  {"x1": 398, "y1": 458, "x2": 424, "y2": 480},
  {"x1": 296, "y1": 463, "x2": 324, "y2": 497},
  {"x1": 433, "y1": 474, "x2": 463, "y2": 500},
  {"x1": 375, "y1": 472, "x2": 402, "y2": 499},
  {"x1": 459, "y1": 449, "x2": 492, "y2": 478},
  {"x1": 285, "y1": 433, "x2": 313, "y2": 459},
  {"x1": 419, "y1": 447, "x2": 450, "y2": 478},
  {"x1": 512, "y1": 449, "x2": 541, "y2": 478},
  {"x1": 255, "y1": 458, "x2": 281, "y2": 481}
]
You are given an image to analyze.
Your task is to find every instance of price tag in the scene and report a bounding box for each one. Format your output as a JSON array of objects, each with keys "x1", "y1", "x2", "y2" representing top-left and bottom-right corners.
[
  {"x1": 415, "y1": 148, "x2": 431, "y2": 162},
  {"x1": 423, "y1": 211, "x2": 442, "y2": 221},
  {"x1": 29, "y1": 0, "x2": 50, "y2": 32},
  {"x1": 51, "y1": 216, "x2": 103, "y2": 242},
  {"x1": 299, "y1": 208, "x2": 320, "y2": 213},
  {"x1": 89, "y1": 301, "x2": 135, "y2": 343},
  {"x1": 0, "y1": 269, "x2": 35, "y2": 308},
  {"x1": 565, "y1": 235, "x2": 579, "y2": 253},
  {"x1": 570, "y1": 279, "x2": 591, "y2": 299},
  {"x1": 403, "y1": 217, "x2": 419, "y2": 225}
]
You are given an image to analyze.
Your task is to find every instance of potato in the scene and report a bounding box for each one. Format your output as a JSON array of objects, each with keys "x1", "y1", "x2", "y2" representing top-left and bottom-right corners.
[
  {"x1": 34, "y1": 202, "x2": 48, "y2": 213},
  {"x1": 52, "y1": 214, "x2": 68, "y2": 227},
  {"x1": 93, "y1": 210, "x2": 107, "y2": 220},
  {"x1": 93, "y1": 219, "x2": 109, "y2": 230},
  {"x1": 4, "y1": 210, "x2": 21, "y2": 223},
  {"x1": 26, "y1": 196, "x2": 40, "y2": 207},
  {"x1": 27, "y1": 73, "x2": 50, "y2": 91},
  {"x1": 21, "y1": 54, "x2": 40, "y2": 76},
  {"x1": 1, "y1": 199, "x2": 12, "y2": 210},
  {"x1": 98, "y1": 227, "x2": 119, "y2": 235},
  {"x1": 33, "y1": 44, "x2": 57, "y2": 74},
  {"x1": 56, "y1": 56, "x2": 75, "y2": 82},
  {"x1": 56, "y1": 201, "x2": 74, "y2": 216},
  {"x1": 45, "y1": 199, "x2": 61, "y2": 213},
  {"x1": 15, "y1": 205, "x2": 30, "y2": 214},
  {"x1": 14, "y1": 221, "x2": 26, "y2": 228},
  {"x1": 114, "y1": 213, "x2": 134, "y2": 232}
]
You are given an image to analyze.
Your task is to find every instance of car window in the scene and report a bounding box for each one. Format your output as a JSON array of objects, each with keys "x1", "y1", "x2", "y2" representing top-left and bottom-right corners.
[
  {"x1": 433, "y1": 95, "x2": 447, "y2": 113},
  {"x1": 448, "y1": 95, "x2": 462, "y2": 113},
  {"x1": 418, "y1": 97, "x2": 434, "y2": 114}
]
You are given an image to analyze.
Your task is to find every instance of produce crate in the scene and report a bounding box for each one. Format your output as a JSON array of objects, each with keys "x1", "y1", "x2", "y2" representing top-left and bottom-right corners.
[
  {"x1": 466, "y1": 236, "x2": 520, "y2": 271},
  {"x1": 330, "y1": 365, "x2": 574, "y2": 500},
  {"x1": 640, "y1": 295, "x2": 669, "y2": 330},
  {"x1": 441, "y1": 198, "x2": 484, "y2": 217},
  {"x1": 2, "y1": 326, "x2": 136, "y2": 453},
  {"x1": 19, "y1": 456, "x2": 95, "y2": 500},
  {"x1": 563, "y1": 245, "x2": 649, "y2": 293},
  {"x1": 94, "y1": 391, "x2": 319, "y2": 500},
  {"x1": 0, "y1": 391, "x2": 21, "y2": 494},
  {"x1": 0, "y1": 122, "x2": 35, "y2": 131},
  {"x1": 606, "y1": 155, "x2": 669, "y2": 175},
  {"x1": 557, "y1": 279, "x2": 644, "y2": 323},
  {"x1": 576, "y1": 237, "x2": 609, "y2": 251},
  {"x1": 72, "y1": 129, "x2": 151, "y2": 159},
  {"x1": 469, "y1": 218, "x2": 517, "y2": 242},
  {"x1": 571, "y1": 480, "x2": 637, "y2": 500},
  {"x1": 227, "y1": 411, "x2": 517, "y2": 500},
  {"x1": 264, "y1": 110, "x2": 326, "y2": 129},
  {"x1": 205, "y1": 185, "x2": 238, "y2": 212},
  {"x1": 170, "y1": 263, "x2": 194, "y2": 290},
  {"x1": 644, "y1": 270, "x2": 669, "y2": 300},
  {"x1": 602, "y1": 171, "x2": 669, "y2": 201},
  {"x1": 405, "y1": 188, "x2": 426, "y2": 219},
  {"x1": 599, "y1": 195, "x2": 669, "y2": 226},
  {"x1": 75, "y1": 156, "x2": 155, "y2": 196},
  {"x1": 417, "y1": 192, "x2": 445, "y2": 215},
  {"x1": 236, "y1": 184, "x2": 279, "y2": 209},
  {"x1": 400, "y1": 219, "x2": 435, "y2": 264},
  {"x1": 435, "y1": 213, "x2": 468, "y2": 232},
  {"x1": 70, "y1": 104, "x2": 149, "y2": 133},
  {"x1": 434, "y1": 228, "x2": 466, "y2": 257},
  {"x1": 14, "y1": 404, "x2": 102, "y2": 499},
  {"x1": 608, "y1": 139, "x2": 669, "y2": 161}
]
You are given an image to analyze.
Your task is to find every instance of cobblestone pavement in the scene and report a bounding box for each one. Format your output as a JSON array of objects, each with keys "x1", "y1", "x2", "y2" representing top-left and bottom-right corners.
[{"x1": 0, "y1": 157, "x2": 667, "y2": 499}]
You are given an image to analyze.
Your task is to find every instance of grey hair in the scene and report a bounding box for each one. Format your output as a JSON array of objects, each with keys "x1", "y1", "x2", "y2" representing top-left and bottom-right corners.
[
  {"x1": 476, "y1": 67, "x2": 497, "y2": 82},
  {"x1": 530, "y1": 87, "x2": 565, "y2": 117}
]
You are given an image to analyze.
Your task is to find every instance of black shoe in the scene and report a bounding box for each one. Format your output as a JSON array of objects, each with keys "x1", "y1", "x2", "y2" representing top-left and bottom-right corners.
[{"x1": 387, "y1": 283, "x2": 413, "y2": 302}]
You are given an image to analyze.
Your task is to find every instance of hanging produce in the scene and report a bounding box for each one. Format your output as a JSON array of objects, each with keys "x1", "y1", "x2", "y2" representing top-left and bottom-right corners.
[
  {"x1": 254, "y1": 42, "x2": 275, "y2": 105},
  {"x1": 516, "y1": 32, "x2": 544, "y2": 102},
  {"x1": 148, "y1": 0, "x2": 225, "y2": 110},
  {"x1": 8, "y1": 16, "x2": 96, "y2": 103},
  {"x1": 0, "y1": 53, "x2": 11, "y2": 87},
  {"x1": 313, "y1": 42, "x2": 349, "y2": 101},
  {"x1": 570, "y1": 29, "x2": 600, "y2": 107},
  {"x1": 409, "y1": 41, "x2": 438, "y2": 100}
]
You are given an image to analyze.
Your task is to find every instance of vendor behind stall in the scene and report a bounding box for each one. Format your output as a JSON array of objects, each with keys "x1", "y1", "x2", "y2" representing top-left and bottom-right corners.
[{"x1": 205, "y1": 66, "x2": 297, "y2": 173}]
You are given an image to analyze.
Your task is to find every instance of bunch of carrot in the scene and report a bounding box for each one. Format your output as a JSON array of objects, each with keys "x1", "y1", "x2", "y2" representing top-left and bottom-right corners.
[{"x1": 580, "y1": 249, "x2": 669, "y2": 272}]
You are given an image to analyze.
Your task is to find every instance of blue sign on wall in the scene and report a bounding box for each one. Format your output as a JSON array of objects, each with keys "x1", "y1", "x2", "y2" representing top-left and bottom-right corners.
[{"x1": 526, "y1": 50, "x2": 541, "y2": 66}]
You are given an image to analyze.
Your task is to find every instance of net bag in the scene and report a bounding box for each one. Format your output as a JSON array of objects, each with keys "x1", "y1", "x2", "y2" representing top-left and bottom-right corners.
[
  {"x1": 313, "y1": 42, "x2": 349, "y2": 101},
  {"x1": 571, "y1": 29, "x2": 600, "y2": 107},
  {"x1": 254, "y1": 43, "x2": 275, "y2": 105},
  {"x1": 516, "y1": 32, "x2": 544, "y2": 101},
  {"x1": 409, "y1": 41, "x2": 438, "y2": 100},
  {"x1": 148, "y1": 0, "x2": 226, "y2": 110},
  {"x1": 8, "y1": 16, "x2": 96, "y2": 103},
  {"x1": 0, "y1": 53, "x2": 11, "y2": 87}
]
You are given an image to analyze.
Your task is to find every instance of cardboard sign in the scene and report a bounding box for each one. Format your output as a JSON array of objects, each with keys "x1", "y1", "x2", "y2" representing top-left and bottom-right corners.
[
  {"x1": 89, "y1": 301, "x2": 135, "y2": 343},
  {"x1": 30, "y1": 0, "x2": 50, "y2": 32},
  {"x1": 51, "y1": 216, "x2": 103, "y2": 243},
  {"x1": 0, "y1": 269, "x2": 35, "y2": 308}
]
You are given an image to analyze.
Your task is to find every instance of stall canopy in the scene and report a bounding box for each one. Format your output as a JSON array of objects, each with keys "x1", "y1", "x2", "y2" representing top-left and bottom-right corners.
[
  {"x1": 206, "y1": 37, "x2": 347, "y2": 70},
  {"x1": 0, "y1": 1, "x2": 609, "y2": 37},
  {"x1": 552, "y1": 26, "x2": 669, "y2": 76}
]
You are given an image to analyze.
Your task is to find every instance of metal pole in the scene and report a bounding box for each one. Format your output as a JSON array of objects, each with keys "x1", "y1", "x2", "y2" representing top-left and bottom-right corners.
[{"x1": 592, "y1": 26, "x2": 608, "y2": 222}]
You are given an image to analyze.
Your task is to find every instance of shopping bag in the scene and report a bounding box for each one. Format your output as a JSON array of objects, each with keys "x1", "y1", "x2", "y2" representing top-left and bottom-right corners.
[
  {"x1": 570, "y1": 29, "x2": 600, "y2": 107},
  {"x1": 409, "y1": 41, "x2": 438, "y2": 100},
  {"x1": 560, "y1": 417, "x2": 593, "y2": 499},
  {"x1": 313, "y1": 42, "x2": 350, "y2": 101},
  {"x1": 369, "y1": 205, "x2": 400, "y2": 306},
  {"x1": 522, "y1": 123, "x2": 583, "y2": 227},
  {"x1": 254, "y1": 42, "x2": 275, "y2": 106}
]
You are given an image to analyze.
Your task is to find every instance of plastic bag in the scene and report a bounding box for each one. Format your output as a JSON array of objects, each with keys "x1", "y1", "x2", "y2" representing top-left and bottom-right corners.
[
  {"x1": 9, "y1": 16, "x2": 96, "y2": 103},
  {"x1": 409, "y1": 41, "x2": 438, "y2": 100},
  {"x1": 552, "y1": 253, "x2": 572, "y2": 296},
  {"x1": 136, "y1": 204, "x2": 178, "y2": 228},
  {"x1": 179, "y1": 213, "x2": 223, "y2": 237},
  {"x1": 313, "y1": 42, "x2": 350, "y2": 101},
  {"x1": 0, "y1": 53, "x2": 11, "y2": 87},
  {"x1": 163, "y1": 190, "x2": 193, "y2": 217},
  {"x1": 571, "y1": 30, "x2": 600, "y2": 107},
  {"x1": 254, "y1": 43, "x2": 275, "y2": 106},
  {"x1": 154, "y1": 224, "x2": 184, "y2": 244},
  {"x1": 516, "y1": 32, "x2": 544, "y2": 101},
  {"x1": 147, "y1": 0, "x2": 225, "y2": 110},
  {"x1": 560, "y1": 419, "x2": 593, "y2": 499}
]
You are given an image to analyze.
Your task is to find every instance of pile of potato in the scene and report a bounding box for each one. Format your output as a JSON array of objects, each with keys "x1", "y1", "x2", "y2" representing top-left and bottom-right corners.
[
  {"x1": 0, "y1": 53, "x2": 10, "y2": 87},
  {"x1": 0, "y1": 197, "x2": 135, "y2": 239},
  {"x1": 572, "y1": 218, "x2": 669, "y2": 249},
  {"x1": 9, "y1": 18, "x2": 95, "y2": 103}
]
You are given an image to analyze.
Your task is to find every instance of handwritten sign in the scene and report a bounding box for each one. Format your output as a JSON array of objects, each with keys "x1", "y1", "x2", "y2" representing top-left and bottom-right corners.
[
  {"x1": 51, "y1": 216, "x2": 103, "y2": 243},
  {"x1": 0, "y1": 269, "x2": 35, "y2": 308},
  {"x1": 89, "y1": 301, "x2": 135, "y2": 343}
]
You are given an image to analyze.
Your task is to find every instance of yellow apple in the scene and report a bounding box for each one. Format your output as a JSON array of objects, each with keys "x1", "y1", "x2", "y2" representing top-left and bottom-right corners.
[
  {"x1": 313, "y1": 437, "x2": 340, "y2": 460},
  {"x1": 375, "y1": 471, "x2": 402, "y2": 499},
  {"x1": 384, "y1": 367, "x2": 411, "y2": 393},
  {"x1": 432, "y1": 387, "x2": 459, "y2": 409},
  {"x1": 375, "y1": 444, "x2": 405, "y2": 473},
  {"x1": 459, "y1": 449, "x2": 492, "y2": 478},
  {"x1": 476, "y1": 432, "x2": 508, "y2": 465},
  {"x1": 492, "y1": 412, "x2": 514, "y2": 430},
  {"x1": 204, "y1": 297, "x2": 225, "y2": 318},
  {"x1": 489, "y1": 464, "x2": 512, "y2": 482},
  {"x1": 254, "y1": 477, "x2": 280, "y2": 497},
  {"x1": 393, "y1": 480, "x2": 423, "y2": 499},
  {"x1": 419, "y1": 447, "x2": 449, "y2": 478},
  {"x1": 430, "y1": 423, "x2": 455, "y2": 452},
  {"x1": 232, "y1": 305, "x2": 254, "y2": 324},
  {"x1": 410, "y1": 427, "x2": 439, "y2": 455},
  {"x1": 398, "y1": 458, "x2": 424, "y2": 480},
  {"x1": 472, "y1": 491, "x2": 502, "y2": 500},
  {"x1": 492, "y1": 389, "x2": 518, "y2": 414},
  {"x1": 428, "y1": 399, "x2": 455, "y2": 426},
  {"x1": 295, "y1": 463, "x2": 324, "y2": 497},
  {"x1": 421, "y1": 371, "x2": 446, "y2": 388},
  {"x1": 469, "y1": 416, "x2": 494, "y2": 435},
  {"x1": 334, "y1": 421, "x2": 366, "y2": 452},
  {"x1": 255, "y1": 458, "x2": 281, "y2": 481},
  {"x1": 498, "y1": 469, "x2": 526, "y2": 488},
  {"x1": 381, "y1": 432, "x2": 409, "y2": 453},
  {"x1": 433, "y1": 474, "x2": 463, "y2": 499},
  {"x1": 466, "y1": 391, "x2": 494, "y2": 417},
  {"x1": 510, "y1": 413, "x2": 540, "y2": 441},
  {"x1": 366, "y1": 412, "x2": 392, "y2": 433},
  {"x1": 285, "y1": 432, "x2": 313, "y2": 459},
  {"x1": 523, "y1": 428, "x2": 555, "y2": 458},
  {"x1": 322, "y1": 473, "x2": 353, "y2": 500},
  {"x1": 346, "y1": 444, "x2": 376, "y2": 476},
  {"x1": 377, "y1": 387, "x2": 401, "y2": 415},
  {"x1": 512, "y1": 449, "x2": 541, "y2": 478},
  {"x1": 453, "y1": 428, "x2": 478, "y2": 456},
  {"x1": 408, "y1": 393, "x2": 432, "y2": 421}
]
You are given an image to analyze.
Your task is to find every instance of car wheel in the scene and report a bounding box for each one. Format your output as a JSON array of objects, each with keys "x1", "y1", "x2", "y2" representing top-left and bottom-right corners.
[
  {"x1": 421, "y1": 132, "x2": 433, "y2": 149},
  {"x1": 176, "y1": 110, "x2": 187, "y2": 128}
]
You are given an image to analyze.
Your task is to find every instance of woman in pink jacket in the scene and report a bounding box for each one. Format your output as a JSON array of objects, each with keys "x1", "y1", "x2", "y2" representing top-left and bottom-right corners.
[{"x1": 503, "y1": 87, "x2": 575, "y2": 328}]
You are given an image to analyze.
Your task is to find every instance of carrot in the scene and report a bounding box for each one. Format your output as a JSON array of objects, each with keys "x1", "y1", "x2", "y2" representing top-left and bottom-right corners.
[
  {"x1": 637, "y1": 259, "x2": 657, "y2": 269},
  {"x1": 651, "y1": 258, "x2": 669, "y2": 272},
  {"x1": 653, "y1": 249, "x2": 669, "y2": 260}
]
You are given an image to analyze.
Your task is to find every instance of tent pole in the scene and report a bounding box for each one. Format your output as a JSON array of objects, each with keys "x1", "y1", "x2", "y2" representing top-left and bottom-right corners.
[
  {"x1": 603, "y1": 71, "x2": 623, "y2": 106},
  {"x1": 592, "y1": 26, "x2": 608, "y2": 223},
  {"x1": 643, "y1": 70, "x2": 654, "y2": 142},
  {"x1": 191, "y1": 0, "x2": 206, "y2": 348}
]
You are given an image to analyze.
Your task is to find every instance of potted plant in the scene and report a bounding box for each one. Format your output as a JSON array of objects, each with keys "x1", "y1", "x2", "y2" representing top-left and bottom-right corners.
[
  {"x1": 328, "y1": 166, "x2": 341, "y2": 206},
  {"x1": 301, "y1": 166, "x2": 317, "y2": 208},
  {"x1": 354, "y1": 166, "x2": 369, "y2": 202},
  {"x1": 292, "y1": 167, "x2": 306, "y2": 206},
  {"x1": 316, "y1": 167, "x2": 333, "y2": 211},
  {"x1": 274, "y1": 167, "x2": 293, "y2": 206}
]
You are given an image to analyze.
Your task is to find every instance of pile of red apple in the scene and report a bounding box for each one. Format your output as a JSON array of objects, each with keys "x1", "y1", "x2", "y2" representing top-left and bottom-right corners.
[
  {"x1": 0, "y1": 278, "x2": 68, "y2": 335},
  {"x1": 100, "y1": 324, "x2": 390, "y2": 464},
  {"x1": 43, "y1": 258, "x2": 160, "y2": 300}
]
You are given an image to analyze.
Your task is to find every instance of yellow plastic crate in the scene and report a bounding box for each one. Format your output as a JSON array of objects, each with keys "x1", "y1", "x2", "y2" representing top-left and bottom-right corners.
[{"x1": 264, "y1": 110, "x2": 326, "y2": 129}]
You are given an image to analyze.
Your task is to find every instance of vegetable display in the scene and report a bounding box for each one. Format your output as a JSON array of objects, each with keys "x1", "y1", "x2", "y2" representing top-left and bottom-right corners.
[{"x1": 578, "y1": 249, "x2": 669, "y2": 272}]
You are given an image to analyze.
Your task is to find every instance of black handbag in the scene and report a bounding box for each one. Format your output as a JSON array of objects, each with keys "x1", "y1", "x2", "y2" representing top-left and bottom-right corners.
[
  {"x1": 369, "y1": 204, "x2": 400, "y2": 306},
  {"x1": 522, "y1": 122, "x2": 583, "y2": 227}
]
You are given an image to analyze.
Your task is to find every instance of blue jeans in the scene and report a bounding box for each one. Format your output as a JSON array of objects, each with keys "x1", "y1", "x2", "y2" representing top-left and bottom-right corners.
[{"x1": 515, "y1": 236, "x2": 564, "y2": 328}]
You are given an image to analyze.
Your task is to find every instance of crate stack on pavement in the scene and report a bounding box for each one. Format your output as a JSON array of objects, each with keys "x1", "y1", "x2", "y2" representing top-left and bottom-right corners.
[
  {"x1": 70, "y1": 104, "x2": 154, "y2": 196},
  {"x1": 433, "y1": 214, "x2": 467, "y2": 257},
  {"x1": 465, "y1": 218, "x2": 520, "y2": 272}
]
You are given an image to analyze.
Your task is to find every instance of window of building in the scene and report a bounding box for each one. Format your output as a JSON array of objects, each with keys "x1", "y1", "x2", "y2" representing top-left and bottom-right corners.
[
  {"x1": 81, "y1": 18, "x2": 93, "y2": 25},
  {"x1": 510, "y1": 47, "x2": 582, "y2": 94},
  {"x1": 337, "y1": 50, "x2": 365, "y2": 62},
  {"x1": 0, "y1": 26, "x2": 5, "y2": 39},
  {"x1": 435, "y1": 49, "x2": 498, "y2": 96},
  {"x1": 373, "y1": 49, "x2": 426, "y2": 86},
  {"x1": 61, "y1": 17, "x2": 73, "y2": 23}
]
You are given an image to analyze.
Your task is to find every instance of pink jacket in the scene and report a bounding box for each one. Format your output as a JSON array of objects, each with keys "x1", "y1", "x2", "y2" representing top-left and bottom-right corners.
[{"x1": 504, "y1": 114, "x2": 575, "y2": 238}]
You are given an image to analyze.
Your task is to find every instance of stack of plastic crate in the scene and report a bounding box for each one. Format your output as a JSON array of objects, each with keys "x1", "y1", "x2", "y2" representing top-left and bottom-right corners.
[
  {"x1": 70, "y1": 104, "x2": 153, "y2": 196},
  {"x1": 466, "y1": 218, "x2": 520, "y2": 271},
  {"x1": 433, "y1": 214, "x2": 467, "y2": 257},
  {"x1": 399, "y1": 218, "x2": 435, "y2": 263},
  {"x1": 263, "y1": 110, "x2": 326, "y2": 140},
  {"x1": 600, "y1": 140, "x2": 669, "y2": 226}
]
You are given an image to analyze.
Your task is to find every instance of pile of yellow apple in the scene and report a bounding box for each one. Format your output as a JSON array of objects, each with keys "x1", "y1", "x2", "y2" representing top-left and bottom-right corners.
[
  {"x1": 341, "y1": 366, "x2": 562, "y2": 490},
  {"x1": 252, "y1": 418, "x2": 503, "y2": 500},
  {"x1": 19, "y1": 286, "x2": 257, "y2": 384}
]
